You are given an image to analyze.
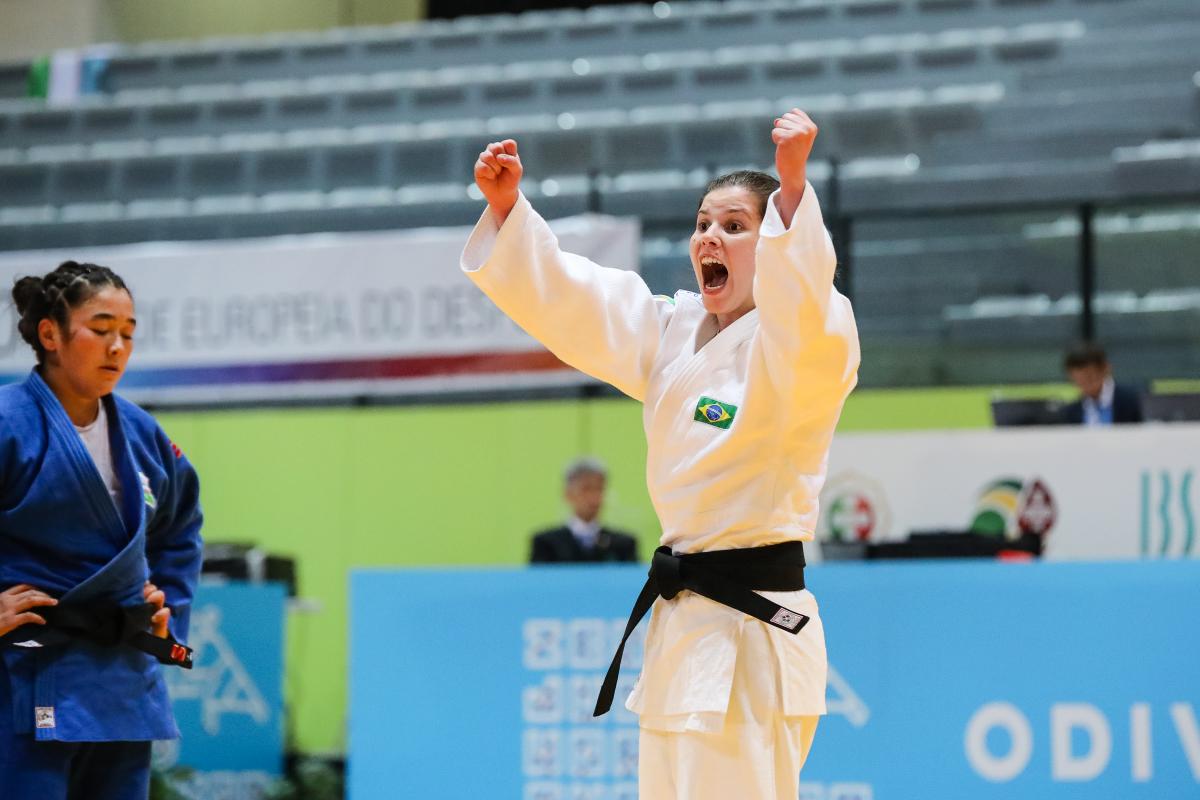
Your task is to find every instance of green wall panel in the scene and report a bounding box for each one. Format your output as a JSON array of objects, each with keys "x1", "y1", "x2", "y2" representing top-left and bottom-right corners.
[{"x1": 154, "y1": 383, "x2": 1072, "y2": 754}]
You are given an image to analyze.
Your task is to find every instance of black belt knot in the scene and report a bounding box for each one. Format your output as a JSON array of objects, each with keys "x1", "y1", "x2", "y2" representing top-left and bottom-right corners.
[
  {"x1": 650, "y1": 546, "x2": 685, "y2": 600},
  {"x1": 593, "y1": 541, "x2": 809, "y2": 717}
]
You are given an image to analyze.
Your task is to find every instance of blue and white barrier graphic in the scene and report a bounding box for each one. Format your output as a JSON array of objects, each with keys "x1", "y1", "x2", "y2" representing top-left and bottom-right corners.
[
  {"x1": 158, "y1": 582, "x2": 286, "y2": 797},
  {"x1": 350, "y1": 561, "x2": 1200, "y2": 799}
]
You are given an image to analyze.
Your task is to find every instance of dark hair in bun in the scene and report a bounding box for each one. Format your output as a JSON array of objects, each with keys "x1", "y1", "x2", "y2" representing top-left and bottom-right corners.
[{"x1": 11, "y1": 260, "x2": 131, "y2": 363}]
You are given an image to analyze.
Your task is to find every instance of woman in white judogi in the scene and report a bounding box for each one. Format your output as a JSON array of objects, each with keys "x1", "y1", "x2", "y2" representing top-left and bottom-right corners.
[{"x1": 462, "y1": 110, "x2": 860, "y2": 800}]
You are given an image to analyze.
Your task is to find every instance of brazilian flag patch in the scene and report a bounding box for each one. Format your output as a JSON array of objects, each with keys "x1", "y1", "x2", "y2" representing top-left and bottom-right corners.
[{"x1": 694, "y1": 396, "x2": 737, "y2": 430}]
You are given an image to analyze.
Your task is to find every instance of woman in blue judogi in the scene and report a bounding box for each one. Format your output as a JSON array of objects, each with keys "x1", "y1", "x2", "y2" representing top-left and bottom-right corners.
[{"x1": 0, "y1": 261, "x2": 203, "y2": 799}]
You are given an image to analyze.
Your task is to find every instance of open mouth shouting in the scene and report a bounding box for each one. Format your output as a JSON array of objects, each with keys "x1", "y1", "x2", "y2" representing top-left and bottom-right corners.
[{"x1": 700, "y1": 256, "x2": 729, "y2": 295}]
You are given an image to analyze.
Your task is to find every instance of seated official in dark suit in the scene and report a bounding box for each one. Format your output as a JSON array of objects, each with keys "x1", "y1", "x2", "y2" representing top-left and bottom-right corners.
[
  {"x1": 1061, "y1": 343, "x2": 1144, "y2": 426},
  {"x1": 530, "y1": 458, "x2": 639, "y2": 563}
]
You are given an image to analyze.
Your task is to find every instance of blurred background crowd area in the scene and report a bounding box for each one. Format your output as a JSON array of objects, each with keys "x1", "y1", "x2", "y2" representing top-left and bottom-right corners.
[{"x1": 1, "y1": 0, "x2": 1197, "y2": 790}]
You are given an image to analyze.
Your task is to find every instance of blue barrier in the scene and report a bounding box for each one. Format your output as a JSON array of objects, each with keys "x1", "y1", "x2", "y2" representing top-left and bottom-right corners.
[
  {"x1": 159, "y1": 581, "x2": 287, "y2": 796},
  {"x1": 350, "y1": 561, "x2": 1200, "y2": 799}
]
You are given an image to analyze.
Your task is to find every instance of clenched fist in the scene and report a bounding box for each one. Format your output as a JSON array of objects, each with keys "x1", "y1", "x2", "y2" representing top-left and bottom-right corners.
[
  {"x1": 474, "y1": 139, "x2": 523, "y2": 226},
  {"x1": 772, "y1": 109, "x2": 818, "y2": 223}
]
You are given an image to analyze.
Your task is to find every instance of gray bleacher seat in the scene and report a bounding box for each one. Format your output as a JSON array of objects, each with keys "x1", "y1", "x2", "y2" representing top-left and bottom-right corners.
[
  {"x1": 763, "y1": 52, "x2": 829, "y2": 91},
  {"x1": 16, "y1": 109, "x2": 76, "y2": 145},
  {"x1": 186, "y1": 152, "x2": 249, "y2": 198},
  {"x1": 0, "y1": 62, "x2": 28, "y2": 101},
  {"x1": 1113, "y1": 139, "x2": 1200, "y2": 195},
  {"x1": 481, "y1": 76, "x2": 542, "y2": 112},
  {"x1": 392, "y1": 138, "x2": 460, "y2": 185},
  {"x1": 411, "y1": 84, "x2": 471, "y2": 115},
  {"x1": 340, "y1": 86, "x2": 404, "y2": 124},
  {"x1": 79, "y1": 106, "x2": 139, "y2": 140},
  {"x1": 1091, "y1": 209, "x2": 1200, "y2": 294},
  {"x1": 296, "y1": 42, "x2": 354, "y2": 71},
  {"x1": 522, "y1": 109, "x2": 609, "y2": 175},
  {"x1": 60, "y1": 201, "x2": 123, "y2": 223},
  {"x1": 176, "y1": 50, "x2": 232, "y2": 82},
  {"x1": 999, "y1": 88, "x2": 1197, "y2": 138},
  {"x1": 54, "y1": 161, "x2": 115, "y2": 205},
  {"x1": 926, "y1": 127, "x2": 1150, "y2": 166},
  {"x1": 600, "y1": 168, "x2": 699, "y2": 220},
  {"x1": 839, "y1": 50, "x2": 905, "y2": 77},
  {"x1": 0, "y1": 165, "x2": 52, "y2": 206},
  {"x1": 119, "y1": 154, "x2": 182, "y2": 199},
  {"x1": 276, "y1": 94, "x2": 338, "y2": 129},
  {"x1": 834, "y1": 107, "x2": 913, "y2": 156},
  {"x1": 325, "y1": 143, "x2": 390, "y2": 190},
  {"x1": 253, "y1": 151, "x2": 318, "y2": 194},
  {"x1": 210, "y1": 96, "x2": 271, "y2": 129},
  {"x1": 678, "y1": 114, "x2": 757, "y2": 170},
  {"x1": 605, "y1": 115, "x2": 683, "y2": 174},
  {"x1": 145, "y1": 101, "x2": 205, "y2": 136},
  {"x1": 1022, "y1": 53, "x2": 1200, "y2": 94}
]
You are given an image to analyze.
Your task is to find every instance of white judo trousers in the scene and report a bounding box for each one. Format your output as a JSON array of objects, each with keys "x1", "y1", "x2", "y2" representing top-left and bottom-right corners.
[
  {"x1": 461, "y1": 184, "x2": 858, "y2": 800},
  {"x1": 639, "y1": 615, "x2": 821, "y2": 800}
]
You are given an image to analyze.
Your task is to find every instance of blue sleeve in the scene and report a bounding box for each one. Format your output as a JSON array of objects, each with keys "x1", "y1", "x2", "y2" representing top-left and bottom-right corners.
[
  {"x1": 144, "y1": 430, "x2": 204, "y2": 643},
  {"x1": 0, "y1": 409, "x2": 9, "y2": 497}
]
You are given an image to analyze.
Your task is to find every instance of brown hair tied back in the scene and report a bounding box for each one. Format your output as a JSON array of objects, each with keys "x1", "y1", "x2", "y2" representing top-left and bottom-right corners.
[
  {"x1": 700, "y1": 170, "x2": 781, "y2": 221},
  {"x1": 10, "y1": 260, "x2": 130, "y2": 363}
]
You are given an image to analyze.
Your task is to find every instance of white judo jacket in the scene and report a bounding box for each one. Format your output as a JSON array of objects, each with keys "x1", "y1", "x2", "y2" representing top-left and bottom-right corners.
[{"x1": 462, "y1": 184, "x2": 860, "y2": 731}]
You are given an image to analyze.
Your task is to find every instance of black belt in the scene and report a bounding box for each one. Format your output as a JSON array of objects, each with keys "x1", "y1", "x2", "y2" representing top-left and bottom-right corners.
[
  {"x1": 593, "y1": 541, "x2": 808, "y2": 717},
  {"x1": 33, "y1": 602, "x2": 193, "y2": 669}
]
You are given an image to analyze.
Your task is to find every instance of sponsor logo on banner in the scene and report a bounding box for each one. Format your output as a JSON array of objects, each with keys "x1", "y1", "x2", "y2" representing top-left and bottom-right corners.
[
  {"x1": 1140, "y1": 469, "x2": 1197, "y2": 557},
  {"x1": 819, "y1": 472, "x2": 891, "y2": 542},
  {"x1": 970, "y1": 476, "x2": 1056, "y2": 540},
  {"x1": 520, "y1": 617, "x2": 641, "y2": 796},
  {"x1": 964, "y1": 700, "x2": 1200, "y2": 784}
]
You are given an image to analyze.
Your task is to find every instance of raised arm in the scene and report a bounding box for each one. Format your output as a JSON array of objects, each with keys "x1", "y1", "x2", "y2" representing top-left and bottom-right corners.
[
  {"x1": 753, "y1": 111, "x2": 860, "y2": 400},
  {"x1": 462, "y1": 140, "x2": 670, "y2": 402}
]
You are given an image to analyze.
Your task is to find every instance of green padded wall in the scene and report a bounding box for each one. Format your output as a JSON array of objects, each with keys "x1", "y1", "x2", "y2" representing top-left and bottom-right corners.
[{"x1": 155, "y1": 383, "x2": 1081, "y2": 753}]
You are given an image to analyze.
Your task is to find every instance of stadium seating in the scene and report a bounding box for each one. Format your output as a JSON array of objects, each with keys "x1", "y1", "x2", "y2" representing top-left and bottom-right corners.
[
  {"x1": 62, "y1": 0, "x2": 1200, "y2": 93},
  {"x1": 0, "y1": 0, "x2": 1196, "y2": 388}
]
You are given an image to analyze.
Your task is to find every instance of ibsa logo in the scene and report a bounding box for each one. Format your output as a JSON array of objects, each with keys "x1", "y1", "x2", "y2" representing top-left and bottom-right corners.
[
  {"x1": 1140, "y1": 469, "x2": 1197, "y2": 557},
  {"x1": 964, "y1": 701, "x2": 1200, "y2": 783},
  {"x1": 970, "y1": 477, "x2": 1056, "y2": 540},
  {"x1": 819, "y1": 472, "x2": 891, "y2": 543}
]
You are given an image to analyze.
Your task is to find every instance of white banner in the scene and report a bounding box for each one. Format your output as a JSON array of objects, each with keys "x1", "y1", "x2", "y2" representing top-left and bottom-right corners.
[
  {"x1": 0, "y1": 215, "x2": 641, "y2": 404},
  {"x1": 821, "y1": 423, "x2": 1200, "y2": 560}
]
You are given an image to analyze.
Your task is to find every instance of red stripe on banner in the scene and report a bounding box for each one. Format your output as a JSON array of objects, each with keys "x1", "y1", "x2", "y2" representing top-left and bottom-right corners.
[
  {"x1": 309, "y1": 350, "x2": 569, "y2": 380},
  {"x1": 119, "y1": 350, "x2": 573, "y2": 388}
]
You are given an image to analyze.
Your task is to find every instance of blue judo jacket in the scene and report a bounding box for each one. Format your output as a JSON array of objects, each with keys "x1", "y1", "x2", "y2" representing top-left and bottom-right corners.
[{"x1": 0, "y1": 370, "x2": 203, "y2": 741}]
